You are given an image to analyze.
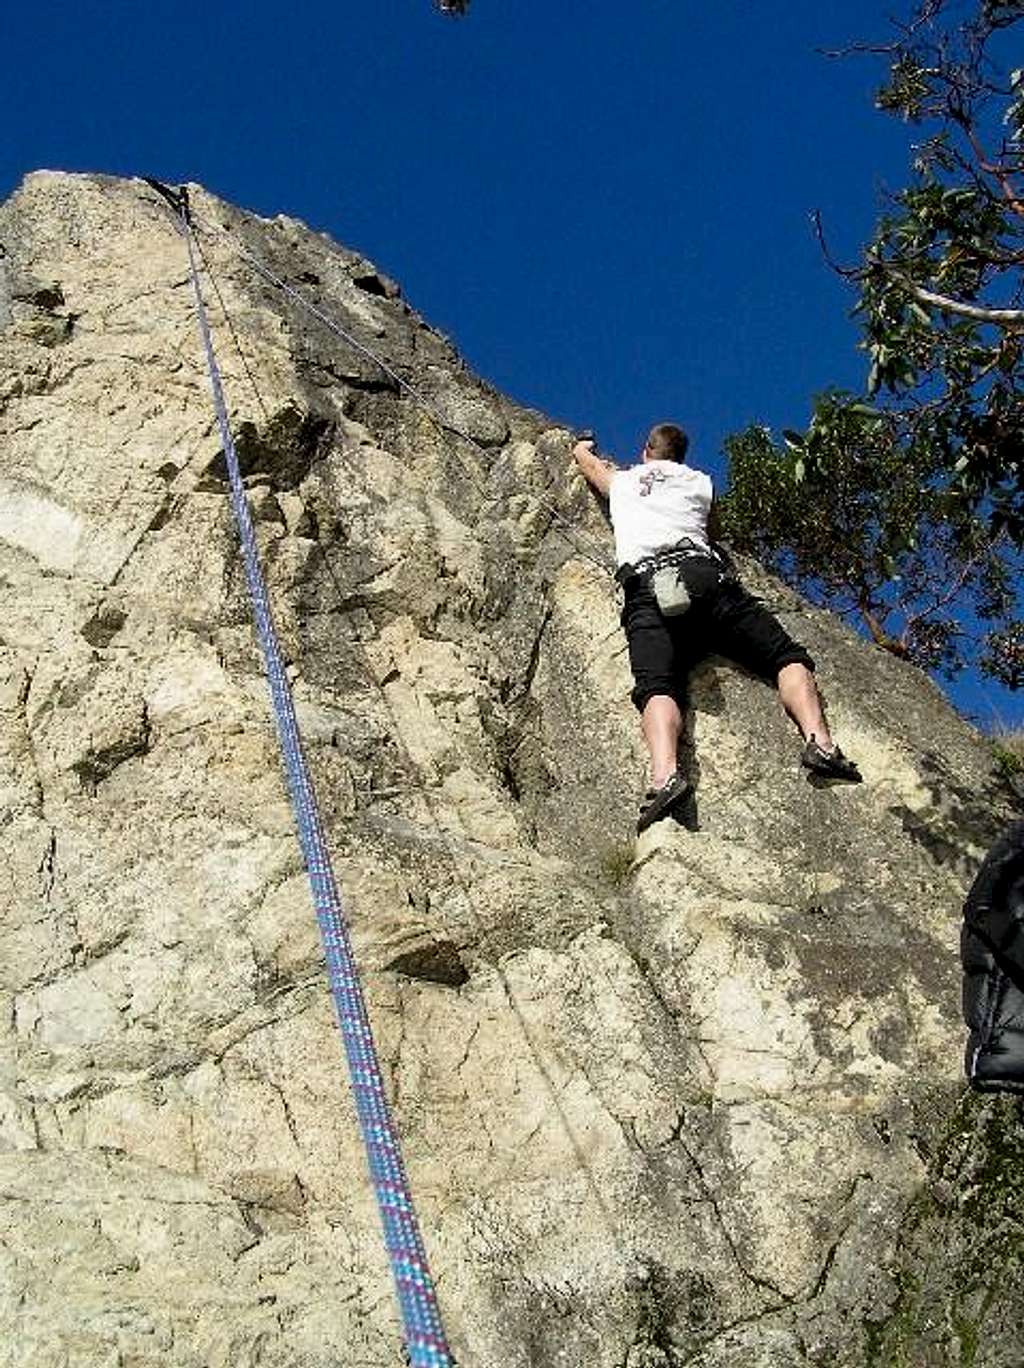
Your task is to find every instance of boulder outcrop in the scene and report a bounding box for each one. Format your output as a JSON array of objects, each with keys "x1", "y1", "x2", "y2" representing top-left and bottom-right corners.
[{"x1": 1, "y1": 171, "x2": 1021, "y2": 1367}]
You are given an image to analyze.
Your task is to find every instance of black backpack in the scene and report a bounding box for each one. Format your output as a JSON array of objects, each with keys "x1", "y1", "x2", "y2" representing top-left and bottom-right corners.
[{"x1": 962, "y1": 820, "x2": 1024, "y2": 1094}]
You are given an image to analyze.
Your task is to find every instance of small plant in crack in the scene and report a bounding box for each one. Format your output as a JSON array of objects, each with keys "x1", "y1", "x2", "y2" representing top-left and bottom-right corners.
[{"x1": 599, "y1": 840, "x2": 636, "y2": 888}]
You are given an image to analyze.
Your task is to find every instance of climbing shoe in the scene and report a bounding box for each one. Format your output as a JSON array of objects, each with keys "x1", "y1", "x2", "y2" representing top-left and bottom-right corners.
[
  {"x1": 800, "y1": 737, "x2": 862, "y2": 783},
  {"x1": 637, "y1": 771, "x2": 690, "y2": 834}
]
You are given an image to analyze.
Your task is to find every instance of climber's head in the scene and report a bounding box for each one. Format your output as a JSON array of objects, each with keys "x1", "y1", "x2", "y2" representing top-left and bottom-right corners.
[{"x1": 643, "y1": 423, "x2": 689, "y2": 464}]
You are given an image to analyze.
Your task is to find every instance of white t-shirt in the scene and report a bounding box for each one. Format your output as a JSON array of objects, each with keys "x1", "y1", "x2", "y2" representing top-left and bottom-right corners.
[{"x1": 608, "y1": 460, "x2": 714, "y2": 568}]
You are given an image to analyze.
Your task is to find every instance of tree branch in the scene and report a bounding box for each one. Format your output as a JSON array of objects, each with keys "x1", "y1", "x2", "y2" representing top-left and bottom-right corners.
[
  {"x1": 818, "y1": 0, "x2": 948, "y2": 58},
  {"x1": 888, "y1": 269, "x2": 1024, "y2": 325},
  {"x1": 857, "y1": 589, "x2": 909, "y2": 657},
  {"x1": 900, "y1": 530, "x2": 1005, "y2": 645},
  {"x1": 810, "y1": 211, "x2": 863, "y2": 279},
  {"x1": 948, "y1": 236, "x2": 1024, "y2": 268},
  {"x1": 955, "y1": 112, "x2": 1024, "y2": 218}
]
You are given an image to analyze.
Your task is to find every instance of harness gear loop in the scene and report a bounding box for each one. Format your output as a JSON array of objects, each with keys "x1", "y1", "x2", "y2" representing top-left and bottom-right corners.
[{"x1": 170, "y1": 195, "x2": 456, "y2": 1368}]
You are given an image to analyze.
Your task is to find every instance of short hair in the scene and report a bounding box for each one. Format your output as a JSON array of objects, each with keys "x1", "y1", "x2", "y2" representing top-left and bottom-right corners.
[{"x1": 645, "y1": 423, "x2": 689, "y2": 463}]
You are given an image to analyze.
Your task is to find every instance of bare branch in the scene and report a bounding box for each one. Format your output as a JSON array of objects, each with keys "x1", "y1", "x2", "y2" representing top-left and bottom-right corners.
[
  {"x1": 901, "y1": 529, "x2": 1006, "y2": 644},
  {"x1": 819, "y1": 0, "x2": 948, "y2": 58},
  {"x1": 820, "y1": 0, "x2": 946, "y2": 60},
  {"x1": 810, "y1": 211, "x2": 863, "y2": 279},
  {"x1": 888, "y1": 269, "x2": 1024, "y2": 324},
  {"x1": 949, "y1": 109, "x2": 1024, "y2": 217},
  {"x1": 819, "y1": 40, "x2": 904, "y2": 58}
]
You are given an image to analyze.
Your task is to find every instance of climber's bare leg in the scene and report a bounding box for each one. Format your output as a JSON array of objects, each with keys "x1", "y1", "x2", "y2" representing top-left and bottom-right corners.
[
  {"x1": 777, "y1": 663, "x2": 833, "y2": 750},
  {"x1": 641, "y1": 693, "x2": 683, "y2": 787}
]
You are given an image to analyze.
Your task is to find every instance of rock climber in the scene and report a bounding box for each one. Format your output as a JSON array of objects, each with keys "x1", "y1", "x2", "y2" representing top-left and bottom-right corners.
[{"x1": 573, "y1": 422, "x2": 861, "y2": 833}]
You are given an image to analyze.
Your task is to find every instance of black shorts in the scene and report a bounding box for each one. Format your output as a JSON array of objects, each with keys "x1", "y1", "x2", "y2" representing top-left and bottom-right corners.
[{"x1": 620, "y1": 574, "x2": 816, "y2": 712}]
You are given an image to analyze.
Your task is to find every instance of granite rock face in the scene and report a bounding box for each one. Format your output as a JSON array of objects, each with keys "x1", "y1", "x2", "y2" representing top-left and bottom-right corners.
[{"x1": 0, "y1": 171, "x2": 1021, "y2": 1368}]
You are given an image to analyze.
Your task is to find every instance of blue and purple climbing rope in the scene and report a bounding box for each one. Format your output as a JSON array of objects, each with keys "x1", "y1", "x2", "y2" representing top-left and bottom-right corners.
[{"x1": 177, "y1": 202, "x2": 454, "y2": 1368}]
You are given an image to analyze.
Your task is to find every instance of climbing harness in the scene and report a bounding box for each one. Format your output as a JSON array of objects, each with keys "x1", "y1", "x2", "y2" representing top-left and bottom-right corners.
[
  {"x1": 617, "y1": 539, "x2": 733, "y2": 619},
  {"x1": 159, "y1": 180, "x2": 455, "y2": 1368}
]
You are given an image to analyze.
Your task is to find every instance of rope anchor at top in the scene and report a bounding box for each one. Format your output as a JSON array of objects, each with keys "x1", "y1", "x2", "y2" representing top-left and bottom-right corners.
[
  {"x1": 143, "y1": 177, "x2": 191, "y2": 223},
  {"x1": 154, "y1": 178, "x2": 615, "y2": 578}
]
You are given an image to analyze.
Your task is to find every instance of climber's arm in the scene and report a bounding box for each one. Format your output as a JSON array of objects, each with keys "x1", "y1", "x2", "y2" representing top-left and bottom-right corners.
[
  {"x1": 573, "y1": 440, "x2": 616, "y2": 498},
  {"x1": 707, "y1": 495, "x2": 722, "y2": 543}
]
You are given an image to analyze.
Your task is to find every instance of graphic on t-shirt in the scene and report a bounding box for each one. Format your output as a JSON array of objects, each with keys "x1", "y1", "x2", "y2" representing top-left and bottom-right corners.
[{"x1": 638, "y1": 468, "x2": 668, "y2": 498}]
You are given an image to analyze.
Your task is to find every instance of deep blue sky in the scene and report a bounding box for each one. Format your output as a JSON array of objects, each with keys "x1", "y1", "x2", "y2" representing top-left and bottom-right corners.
[{"x1": 3, "y1": 1, "x2": 1020, "y2": 729}]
